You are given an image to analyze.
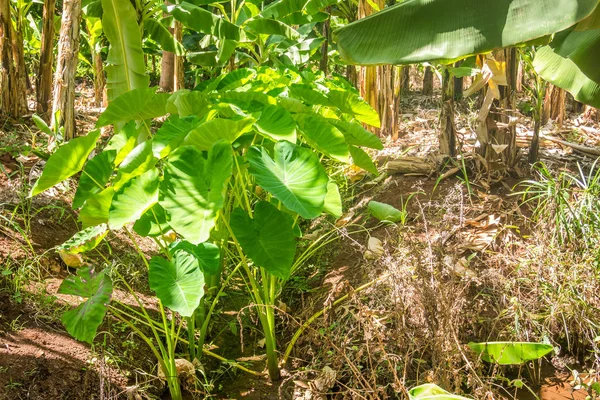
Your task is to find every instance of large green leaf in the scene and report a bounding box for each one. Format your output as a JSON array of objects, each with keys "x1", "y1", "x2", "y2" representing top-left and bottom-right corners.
[
  {"x1": 296, "y1": 114, "x2": 350, "y2": 162},
  {"x1": 105, "y1": 121, "x2": 140, "y2": 166},
  {"x1": 331, "y1": 120, "x2": 383, "y2": 150},
  {"x1": 30, "y1": 130, "x2": 101, "y2": 196},
  {"x1": 408, "y1": 383, "x2": 472, "y2": 400},
  {"x1": 183, "y1": 117, "x2": 255, "y2": 150},
  {"x1": 153, "y1": 116, "x2": 202, "y2": 158},
  {"x1": 327, "y1": 90, "x2": 380, "y2": 128},
  {"x1": 166, "y1": 90, "x2": 210, "y2": 117},
  {"x1": 73, "y1": 150, "x2": 116, "y2": 209},
  {"x1": 113, "y1": 141, "x2": 158, "y2": 190},
  {"x1": 145, "y1": 19, "x2": 185, "y2": 56},
  {"x1": 245, "y1": 17, "x2": 300, "y2": 40},
  {"x1": 59, "y1": 266, "x2": 113, "y2": 343},
  {"x1": 79, "y1": 187, "x2": 115, "y2": 228},
  {"x1": 551, "y1": 6, "x2": 600, "y2": 85},
  {"x1": 166, "y1": 2, "x2": 242, "y2": 41},
  {"x1": 96, "y1": 88, "x2": 170, "y2": 127},
  {"x1": 254, "y1": 104, "x2": 297, "y2": 142},
  {"x1": 149, "y1": 252, "x2": 204, "y2": 317},
  {"x1": 109, "y1": 169, "x2": 159, "y2": 230},
  {"x1": 170, "y1": 241, "x2": 221, "y2": 276},
  {"x1": 247, "y1": 141, "x2": 328, "y2": 219},
  {"x1": 133, "y1": 204, "x2": 169, "y2": 237},
  {"x1": 230, "y1": 202, "x2": 296, "y2": 279},
  {"x1": 368, "y1": 200, "x2": 402, "y2": 222},
  {"x1": 334, "y1": 0, "x2": 599, "y2": 65},
  {"x1": 261, "y1": 0, "x2": 308, "y2": 19},
  {"x1": 102, "y1": 0, "x2": 149, "y2": 101},
  {"x1": 468, "y1": 342, "x2": 554, "y2": 365},
  {"x1": 534, "y1": 45, "x2": 600, "y2": 108},
  {"x1": 58, "y1": 224, "x2": 109, "y2": 255},
  {"x1": 323, "y1": 180, "x2": 343, "y2": 218},
  {"x1": 160, "y1": 142, "x2": 233, "y2": 244},
  {"x1": 349, "y1": 146, "x2": 378, "y2": 175}
]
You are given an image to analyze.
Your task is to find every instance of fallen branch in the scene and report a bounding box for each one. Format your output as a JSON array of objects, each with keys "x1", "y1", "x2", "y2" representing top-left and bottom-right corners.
[
  {"x1": 382, "y1": 156, "x2": 437, "y2": 175},
  {"x1": 540, "y1": 135, "x2": 600, "y2": 156}
]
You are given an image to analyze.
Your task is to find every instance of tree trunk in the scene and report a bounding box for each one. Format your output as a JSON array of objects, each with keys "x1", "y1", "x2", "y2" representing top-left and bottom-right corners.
[
  {"x1": 453, "y1": 62, "x2": 463, "y2": 100},
  {"x1": 439, "y1": 67, "x2": 456, "y2": 157},
  {"x1": 401, "y1": 64, "x2": 410, "y2": 94},
  {"x1": 0, "y1": 0, "x2": 28, "y2": 118},
  {"x1": 51, "y1": 0, "x2": 83, "y2": 141},
  {"x1": 93, "y1": 51, "x2": 105, "y2": 107},
  {"x1": 501, "y1": 47, "x2": 518, "y2": 168},
  {"x1": 422, "y1": 66, "x2": 433, "y2": 95},
  {"x1": 160, "y1": 50, "x2": 175, "y2": 91},
  {"x1": 346, "y1": 65, "x2": 357, "y2": 89},
  {"x1": 36, "y1": 0, "x2": 56, "y2": 118},
  {"x1": 542, "y1": 84, "x2": 566, "y2": 126},
  {"x1": 356, "y1": 0, "x2": 401, "y2": 139},
  {"x1": 173, "y1": 21, "x2": 184, "y2": 91}
]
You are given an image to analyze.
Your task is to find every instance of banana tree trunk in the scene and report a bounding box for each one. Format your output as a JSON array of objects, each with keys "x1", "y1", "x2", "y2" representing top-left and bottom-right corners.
[
  {"x1": 160, "y1": 50, "x2": 175, "y2": 91},
  {"x1": 543, "y1": 84, "x2": 566, "y2": 127},
  {"x1": 357, "y1": 0, "x2": 401, "y2": 139},
  {"x1": 173, "y1": 20, "x2": 184, "y2": 91},
  {"x1": 502, "y1": 47, "x2": 518, "y2": 167},
  {"x1": 0, "y1": 0, "x2": 28, "y2": 118},
  {"x1": 93, "y1": 51, "x2": 105, "y2": 107},
  {"x1": 440, "y1": 67, "x2": 456, "y2": 157},
  {"x1": 51, "y1": 0, "x2": 82, "y2": 141},
  {"x1": 453, "y1": 61, "x2": 463, "y2": 100},
  {"x1": 319, "y1": 12, "x2": 330, "y2": 74},
  {"x1": 36, "y1": 0, "x2": 56, "y2": 118},
  {"x1": 422, "y1": 66, "x2": 433, "y2": 95},
  {"x1": 401, "y1": 65, "x2": 410, "y2": 94}
]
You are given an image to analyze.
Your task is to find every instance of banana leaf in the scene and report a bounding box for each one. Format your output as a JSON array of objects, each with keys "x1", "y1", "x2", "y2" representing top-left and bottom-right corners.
[
  {"x1": 102, "y1": 0, "x2": 149, "y2": 100},
  {"x1": 534, "y1": 45, "x2": 600, "y2": 108},
  {"x1": 550, "y1": 6, "x2": 600, "y2": 84},
  {"x1": 334, "y1": 0, "x2": 599, "y2": 65}
]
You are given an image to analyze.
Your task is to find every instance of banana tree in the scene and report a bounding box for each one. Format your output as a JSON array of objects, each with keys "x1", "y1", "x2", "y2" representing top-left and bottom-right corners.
[
  {"x1": 335, "y1": 0, "x2": 600, "y2": 163},
  {"x1": 164, "y1": 0, "x2": 335, "y2": 72},
  {"x1": 0, "y1": 0, "x2": 29, "y2": 117}
]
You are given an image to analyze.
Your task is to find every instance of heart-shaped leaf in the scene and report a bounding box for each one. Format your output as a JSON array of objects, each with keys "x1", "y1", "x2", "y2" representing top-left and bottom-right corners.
[
  {"x1": 254, "y1": 104, "x2": 297, "y2": 142},
  {"x1": 30, "y1": 129, "x2": 101, "y2": 196},
  {"x1": 109, "y1": 169, "x2": 159, "y2": 230},
  {"x1": 79, "y1": 187, "x2": 115, "y2": 228},
  {"x1": 73, "y1": 150, "x2": 116, "y2": 209},
  {"x1": 160, "y1": 142, "x2": 233, "y2": 244},
  {"x1": 323, "y1": 180, "x2": 343, "y2": 218},
  {"x1": 247, "y1": 141, "x2": 328, "y2": 219},
  {"x1": 149, "y1": 251, "x2": 204, "y2": 317},
  {"x1": 349, "y1": 146, "x2": 378, "y2": 175},
  {"x1": 296, "y1": 114, "x2": 350, "y2": 162},
  {"x1": 96, "y1": 87, "x2": 169, "y2": 127},
  {"x1": 170, "y1": 241, "x2": 221, "y2": 276},
  {"x1": 183, "y1": 117, "x2": 255, "y2": 151},
  {"x1": 230, "y1": 202, "x2": 296, "y2": 279},
  {"x1": 59, "y1": 266, "x2": 113, "y2": 343}
]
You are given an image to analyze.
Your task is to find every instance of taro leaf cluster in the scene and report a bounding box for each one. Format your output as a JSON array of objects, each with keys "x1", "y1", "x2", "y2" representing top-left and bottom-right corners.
[{"x1": 31, "y1": 67, "x2": 381, "y2": 344}]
